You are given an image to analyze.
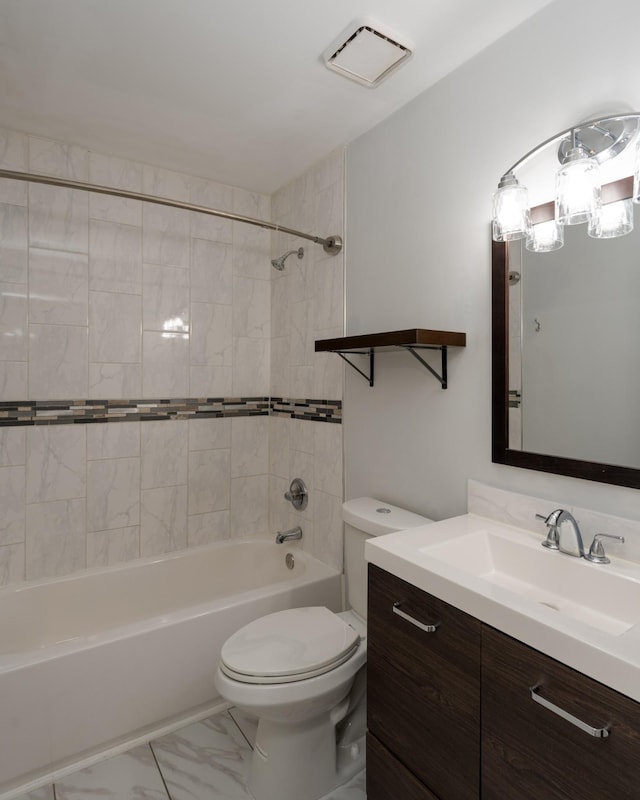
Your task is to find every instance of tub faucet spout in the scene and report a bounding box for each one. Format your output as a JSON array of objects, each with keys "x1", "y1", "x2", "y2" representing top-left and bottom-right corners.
[{"x1": 276, "y1": 526, "x2": 303, "y2": 544}]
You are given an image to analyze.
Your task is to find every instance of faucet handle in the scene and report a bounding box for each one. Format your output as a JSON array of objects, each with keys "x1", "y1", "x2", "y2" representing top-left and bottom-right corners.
[
  {"x1": 536, "y1": 512, "x2": 560, "y2": 550},
  {"x1": 585, "y1": 534, "x2": 625, "y2": 565}
]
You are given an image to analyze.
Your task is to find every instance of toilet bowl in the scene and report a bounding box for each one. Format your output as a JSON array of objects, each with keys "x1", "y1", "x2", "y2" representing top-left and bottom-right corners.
[{"x1": 214, "y1": 497, "x2": 432, "y2": 800}]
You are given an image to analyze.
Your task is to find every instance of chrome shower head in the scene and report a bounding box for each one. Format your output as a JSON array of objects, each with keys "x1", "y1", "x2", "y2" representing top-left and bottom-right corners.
[{"x1": 271, "y1": 247, "x2": 304, "y2": 270}]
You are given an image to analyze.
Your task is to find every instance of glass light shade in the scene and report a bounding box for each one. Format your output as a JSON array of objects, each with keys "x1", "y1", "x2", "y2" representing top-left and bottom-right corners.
[
  {"x1": 555, "y1": 148, "x2": 601, "y2": 225},
  {"x1": 492, "y1": 173, "x2": 531, "y2": 242},
  {"x1": 526, "y1": 219, "x2": 564, "y2": 252},
  {"x1": 588, "y1": 199, "x2": 633, "y2": 239},
  {"x1": 633, "y1": 139, "x2": 640, "y2": 204}
]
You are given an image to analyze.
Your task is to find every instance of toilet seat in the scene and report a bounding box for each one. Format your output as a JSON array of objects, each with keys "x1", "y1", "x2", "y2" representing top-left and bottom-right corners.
[{"x1": 220, "y1": 606, "x2": 361, "y2": 684}]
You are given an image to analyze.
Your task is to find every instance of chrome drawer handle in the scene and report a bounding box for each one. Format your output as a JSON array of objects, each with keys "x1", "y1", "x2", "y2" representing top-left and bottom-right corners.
[
  {"x1": 392, "y1": 602, "x2": 439, "y2": 633},
  {"x1": 530, "y1": 685, "x2": 609, "y2": 738}
]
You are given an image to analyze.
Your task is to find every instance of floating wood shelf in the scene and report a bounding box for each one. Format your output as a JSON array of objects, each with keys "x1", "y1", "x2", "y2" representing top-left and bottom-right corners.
[{"x1": 315, "y1": 328, "x2": 466, "y2": 389}]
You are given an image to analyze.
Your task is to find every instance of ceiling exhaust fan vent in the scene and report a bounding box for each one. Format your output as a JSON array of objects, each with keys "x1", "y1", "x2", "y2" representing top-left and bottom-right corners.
[{"x1": 323, "y1": 19, "x2": 413, "y2": 88}]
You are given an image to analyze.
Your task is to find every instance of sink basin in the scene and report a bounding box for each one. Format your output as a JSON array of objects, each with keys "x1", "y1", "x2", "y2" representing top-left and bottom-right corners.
[{"x1": 421, "y1": 528, "x2": 640, "y2": 636}]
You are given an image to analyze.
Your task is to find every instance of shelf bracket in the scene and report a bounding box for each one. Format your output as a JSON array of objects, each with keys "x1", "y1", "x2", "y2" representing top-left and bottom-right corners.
[
  {"x1": 403, "y1": 345, "x2": 448, "y2": 389},
  {"x1": 335, "y1": 349, "x2": 375, "y2": 387}
]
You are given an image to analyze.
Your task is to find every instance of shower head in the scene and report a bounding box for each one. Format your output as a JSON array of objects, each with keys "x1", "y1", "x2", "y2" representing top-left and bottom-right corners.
[{"x1": 271, "y1": 247, "x2": 304, "y2": 271}]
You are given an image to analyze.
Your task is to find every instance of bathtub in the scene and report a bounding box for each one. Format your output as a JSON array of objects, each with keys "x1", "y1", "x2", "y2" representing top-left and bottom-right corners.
[{"x1": 0, "y1": 540, "x2": 342, "y2": 796}]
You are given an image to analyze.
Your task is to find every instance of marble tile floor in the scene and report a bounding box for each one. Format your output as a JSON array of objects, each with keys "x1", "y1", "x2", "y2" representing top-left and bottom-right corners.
[{"x1": 14, "y1": 708, "x2": 366, "y2": 800}]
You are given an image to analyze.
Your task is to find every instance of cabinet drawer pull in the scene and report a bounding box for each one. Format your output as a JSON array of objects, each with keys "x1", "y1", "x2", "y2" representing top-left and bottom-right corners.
[
  {"x1": 392, "y1": 602, "x2": 440, "y2": 633},
  {"x1": 530, "y1": 685, "x2": 610, "y2": 738}
]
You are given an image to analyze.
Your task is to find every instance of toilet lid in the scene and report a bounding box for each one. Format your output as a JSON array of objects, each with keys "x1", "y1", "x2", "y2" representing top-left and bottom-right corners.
[{"x1": 220, "y1": 606, "x2": 361, "y2": 684}]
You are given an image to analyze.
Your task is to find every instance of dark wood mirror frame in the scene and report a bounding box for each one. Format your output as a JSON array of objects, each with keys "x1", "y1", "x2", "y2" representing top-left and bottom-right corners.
[{"x1": 491, "y1": 176, "x2": 640, "y2": 490}]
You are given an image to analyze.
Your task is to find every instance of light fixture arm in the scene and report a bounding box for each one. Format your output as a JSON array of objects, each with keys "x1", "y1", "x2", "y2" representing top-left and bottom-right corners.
[{"x1": 500, "y1": 112, "x2": 640, "y2": 178}]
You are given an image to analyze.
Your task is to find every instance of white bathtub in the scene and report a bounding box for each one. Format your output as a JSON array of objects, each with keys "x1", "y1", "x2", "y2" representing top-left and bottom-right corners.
[{"x1": 0, "y1": 540, "x2": 342, "y2": 796}]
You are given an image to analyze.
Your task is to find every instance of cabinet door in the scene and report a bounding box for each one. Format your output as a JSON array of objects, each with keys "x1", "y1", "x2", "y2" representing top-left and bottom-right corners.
[
  {"x1": 482, "y1": 625, "x2": 640, "y2": 800},
  {"x1": 367, "y1": 733, "x2": 440, "y2": 800},
  {"x1": 367, "y1": 564, "x2": 481, "y2": 800}
]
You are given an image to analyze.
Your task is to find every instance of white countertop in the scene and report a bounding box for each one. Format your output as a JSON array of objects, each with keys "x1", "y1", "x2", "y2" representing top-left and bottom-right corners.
[{"x1": 365, "y1": 513, "x2": 640, "y2": 703}]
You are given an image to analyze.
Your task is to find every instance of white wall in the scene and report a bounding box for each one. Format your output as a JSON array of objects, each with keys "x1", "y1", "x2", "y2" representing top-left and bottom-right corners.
[{"x1": 345, "y1": 0, "x2": 640, "y2": 522}]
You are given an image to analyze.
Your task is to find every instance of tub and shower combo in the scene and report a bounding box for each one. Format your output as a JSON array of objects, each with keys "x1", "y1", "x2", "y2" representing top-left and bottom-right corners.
[{"x1": 0, "y1": 539, "x2": 341, "y2": 797}]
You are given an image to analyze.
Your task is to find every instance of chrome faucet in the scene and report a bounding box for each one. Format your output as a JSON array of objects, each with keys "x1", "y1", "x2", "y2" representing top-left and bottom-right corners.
[
  {"x1": 537, "y1": 509, "x2": 584, "y2": 557},
  {"x1": 275, "y1": 526, "x2": 303, "y2": 544}
]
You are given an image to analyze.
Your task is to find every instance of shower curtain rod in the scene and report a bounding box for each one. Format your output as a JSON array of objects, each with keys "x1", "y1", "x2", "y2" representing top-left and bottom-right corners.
[{"x1": 0, "y1": 168, "x2": 343, "y2": 256}]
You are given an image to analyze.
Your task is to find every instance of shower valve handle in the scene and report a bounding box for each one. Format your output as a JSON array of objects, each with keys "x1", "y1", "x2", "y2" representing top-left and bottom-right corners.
[{"x1": 284, "y1": 478, "x2": 308, "y2": 511}]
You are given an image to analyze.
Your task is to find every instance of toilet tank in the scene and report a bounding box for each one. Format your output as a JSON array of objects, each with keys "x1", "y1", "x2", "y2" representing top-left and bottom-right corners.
[{"x1": 342, "y1": 497, "x2": 432, "y2": 620}]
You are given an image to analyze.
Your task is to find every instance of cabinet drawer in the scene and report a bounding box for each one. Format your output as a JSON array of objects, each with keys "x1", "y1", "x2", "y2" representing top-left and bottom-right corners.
[
  {"x1": 367, "y1": 732, "x2": 440, "y2": 800},
  {"x1": 482, "y1": 625, "x2": 640, "y2": 800},
  {"x1": 367, "y1": 564, "x2": 481, "y2": 800}
]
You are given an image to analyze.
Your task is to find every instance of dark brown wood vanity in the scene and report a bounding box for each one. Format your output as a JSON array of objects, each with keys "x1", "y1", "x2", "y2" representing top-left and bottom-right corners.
[{"x1": 367, "y1": 563, "x2": 640, "y2": 800}]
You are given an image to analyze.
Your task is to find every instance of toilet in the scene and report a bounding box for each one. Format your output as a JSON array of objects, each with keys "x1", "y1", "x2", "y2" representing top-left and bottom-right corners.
[{"x1": 215, "y1": 497, "x2": 432, "y2": 800}]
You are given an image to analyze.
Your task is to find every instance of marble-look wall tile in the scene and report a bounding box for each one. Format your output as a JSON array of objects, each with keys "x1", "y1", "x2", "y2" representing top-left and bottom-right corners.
[
  {"x1": 233, "y1": 276, "x2": 270, "y2": 339},
  {"x1": 270, "y1": 336, "x2": 289, "y2": 398},
  {"x1": 89, "y1": 291, "x2": 141, "y2": 363},
  {"x1": 0, "y1": 426, "x2": 26, "y2": 466},
  {"x1": 143, "y1": 165, "x2": 191, "y2": 202},
  {"x1": 86, "y1": 526, "x2": 140, "y2": 568},
  {"x1": 231, "y1": 417, "x2": 269, "y2": 477},
  {"x1": 188, "y1": 509, "x2": 229, "y2": 546},
  {"x1": 313, "y1": 490, "x2": 344, "y2": 571},
  {"x1": 190, "y1": 302, "x2": 232, "y2": 366},
  {"x1": 142, "y1": 330, "x2": 189, "y2": 397},
  {"x1": 269, "y1": 416, "x2": 289, "y2": 479},
  {"x1": 188, "y1": 418, "x2": 231, "y2": 451},
  {"x1": 141, "y1": 420, "x2": 188, "y2": 489},
  {"x1": 0, "y1": 281, "x2": 27, "y2": 361},
  {"x1": 142, "y1": 263, "x2": 189, "y2": 333},
  {"x1": 143, "y1": 203, "x2": 190, "y2": 268},
  {"x1": 88, "y1": 152, "x2": 143, "y2": 226},
  {"x1": 25, "y1": 498, "x2": 85, "y2": 580},
  {"x1": 314, "y1": 422, "x2": 343, "y2": 498},
  {"x1": 0, "y1": 128, "x2": 28, "y2": 205},
  {"x1": 29, "y1": 248, "x2": 88, "y2": 326},
  {"x1": 29, "y1": 137, "x2": 88, "y2": 181},
  {"x1": 313, "y1": 254, "x2": 343, "y2": 331},
  {"x1": 0, "y1": 542, "x2": 25, "y2": 587},
  {"x1": 0, "y1": 465, "x2": 25, "y2": 545},
  {"x1": 29, "y1": 185, "x2": 88, "y2": 253},
  {"x1": 232, "y1": 224, "x2": 270, "y2": 280},
  {"x1": 87, "y1": 457, "x2": 140, "y2": 532},
  {"x1": 89, "y1": 362, "x2": 142, "y2": 399},
  {"x1": 0, "y1": 361, "x2": 28, "y2": 401},
  {"x1": 140, "y1": 484, "x2": 187, "y2": 556},
  {"x1": 189, "y1": 364, "x2": 233, "y2": 397},
  {"x1": 89, "y1": 220, "x2": 142, "y2": 295},
  {"x1": 188, "y1": 449, "x2": 230, "y2": 515},
  {"x1": 231, "y1": 474, "x2": 269, "y2": 539},
  {"x1": 29, "y1": 323, "x2": 88, "y2": 399},
  {"x1": 87, "y1": 421, "x2": 140, "y2": 461},
  {"x1": 233, "y1": 337, "x2": 269, "y2": 395},
  {"x1": 269, "y1": 474, "x2": 289, "y2": 534},
  {"x1": 191, "y1": 238, "x2": 232, "y2": 304},
  {"x1": 26, "y1": 426, "x2": 86, "y2": 503},
  {"x1": 0, "y1": 202, "x2": 28, "y2": 283},
  {"x1": 190, "y1": 179, "x2": 233, "y2": 243}
]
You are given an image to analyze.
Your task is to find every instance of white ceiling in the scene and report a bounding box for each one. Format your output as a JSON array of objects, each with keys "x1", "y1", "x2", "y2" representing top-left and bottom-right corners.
[{"x1": 0, "y1": 0, "x2": 554, "y2": 194}]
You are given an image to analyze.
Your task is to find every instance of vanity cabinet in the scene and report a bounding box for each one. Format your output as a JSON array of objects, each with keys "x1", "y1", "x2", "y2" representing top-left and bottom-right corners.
[
  {"x1": 367, "y1": 564, "x2": 481, "y2": 800},
  {"x1": 367, "y1": 564, "x2": 640, "y2": 800},
  {"x1": 482, "y1": 625, "x2": 640, "y2": 800}
]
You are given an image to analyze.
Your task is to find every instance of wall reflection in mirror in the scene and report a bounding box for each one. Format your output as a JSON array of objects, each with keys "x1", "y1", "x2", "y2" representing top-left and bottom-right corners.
[{"x1": 492, "y1": 111, "x2": 640, "y2": 489}]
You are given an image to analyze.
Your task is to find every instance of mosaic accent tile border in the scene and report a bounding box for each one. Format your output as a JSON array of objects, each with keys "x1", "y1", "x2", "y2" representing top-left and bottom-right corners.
[
  {"x1": 0, "y1": 397, "x2": 341, "y2": 426},
  {"x1": 270, "y1": 397, "x2": 342, "y2": 423}
]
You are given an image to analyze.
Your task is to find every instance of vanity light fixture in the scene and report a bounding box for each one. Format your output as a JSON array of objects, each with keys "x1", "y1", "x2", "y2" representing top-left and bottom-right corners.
[{"x1": 492, "y1": 113, "x2": 640, "y2": 251}]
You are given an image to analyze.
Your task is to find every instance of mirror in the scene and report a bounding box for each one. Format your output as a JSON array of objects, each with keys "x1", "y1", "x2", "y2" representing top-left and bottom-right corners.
[{"x1": 492, "y1": 177, "x2": 640, "y2": 489}]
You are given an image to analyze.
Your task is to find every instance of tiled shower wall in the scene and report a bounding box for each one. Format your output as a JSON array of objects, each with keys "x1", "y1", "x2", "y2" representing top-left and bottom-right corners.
[
  {"x1": 0, "y1": 127, "x2": 344, "y2": 587},
  {"x1": 269, "y1": 151, "x2": 345, "y2": 571}
]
